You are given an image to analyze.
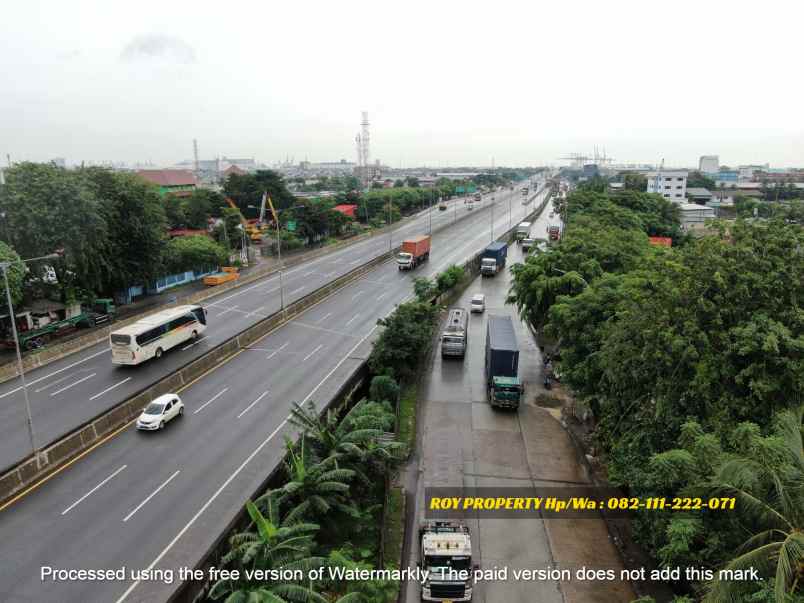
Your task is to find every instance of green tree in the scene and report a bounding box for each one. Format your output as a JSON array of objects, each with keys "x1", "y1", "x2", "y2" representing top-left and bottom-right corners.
[
  {"x1": 368, "y1": 301, "x2": 439, "y2": 380},
  {"x1": 83, "y1": 167, "x2": 167, "y2": 292},
  {"x1": 209, "y1": 496, "x2": 328, "y2": 603},
  {"x1": 704, "y1": 407, "x2": 804, "y2": 603},
  {"x1": 623, "y1": 173, "x2": 648, "y2": 191},
  {"x1": 688, "y1": 171, "x2": 717, "y2": 189},
  {"x1": 0, "y1": 241, "x2": 24, "y2": 315},
  {"x1": 0, "y1": 162, "x2": 110, "y2": 299},
  {"x1": 369, "y1": 375, "x2": 399, "y2": 404},
  {"x1": 182, "y1": 189, "x2": 223, "y2": 229},
  {"x1": 163, "y1": 235, "x2": 227, "y2": 273},
  {"x1": 163, "y1": 194, "x2": 186, "y2": 229},
  {"x1": 258, "y1": 438, "x2": 356, "y2": 525},
  {"x1": 223, "y1": 170, "x2": 295, "y2": 215}
]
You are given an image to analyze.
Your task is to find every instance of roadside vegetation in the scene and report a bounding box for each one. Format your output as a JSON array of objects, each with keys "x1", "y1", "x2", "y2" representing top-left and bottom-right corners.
[
  {"x1": 508, "y1": 181, "x2": 804, "y2": 601},
  {"x1": 209, "y1": 263, "x2": 469, "y2": 601}
]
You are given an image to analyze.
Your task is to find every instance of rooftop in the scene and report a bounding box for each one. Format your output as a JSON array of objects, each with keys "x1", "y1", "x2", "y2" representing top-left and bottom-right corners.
[{"x1": 136, "y1": 169, "x2": 196, "y2": 187}]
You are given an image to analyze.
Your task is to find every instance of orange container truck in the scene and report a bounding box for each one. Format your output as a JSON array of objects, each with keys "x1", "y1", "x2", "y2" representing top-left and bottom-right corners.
[{"x1": 396, "y1": 235, "x2": 431, "y2": 270}]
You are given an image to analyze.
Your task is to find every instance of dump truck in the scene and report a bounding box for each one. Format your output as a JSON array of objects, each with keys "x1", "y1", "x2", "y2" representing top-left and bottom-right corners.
[
  {"x1": 480, "y1": 241, "x2": 507, "y2": 276},
  {"x1": 419, "y1": 521, "x2": 474, "y2": 602},
  {"x1": 397, "y1": 235, "x2": 431, "y2": 270},
  {"x1": 485, "y1": 315, "x2": 523, "y2": 408}
]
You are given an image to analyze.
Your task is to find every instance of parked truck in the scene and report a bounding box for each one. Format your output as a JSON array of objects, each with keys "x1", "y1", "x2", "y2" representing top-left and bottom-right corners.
[
  {"x1": 485, "y1": 315, "x2": 523, "y2": 408},
  {"x1": 397, "y1": 235, "x2": 431, "y2": 270},
  {"x1": 419, "y1": 520, "x2": 474, "y2": 602},
  {"x1": 548, "y1": 225, "x2": 561, "y2": 241},
  {"x1": 480, "y1": 241, "x2": 507, "y2": 276}
]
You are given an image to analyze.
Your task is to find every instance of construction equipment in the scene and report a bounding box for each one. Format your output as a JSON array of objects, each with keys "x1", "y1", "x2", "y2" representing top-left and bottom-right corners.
[{"x1": 225, "y1": 197, "x2": 263, "y2": 242}]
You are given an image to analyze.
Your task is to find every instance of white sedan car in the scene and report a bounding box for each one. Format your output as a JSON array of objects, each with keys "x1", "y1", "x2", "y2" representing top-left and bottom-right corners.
[{"x1": 136, "y1": 394, "x2": 184, "y2": 430}]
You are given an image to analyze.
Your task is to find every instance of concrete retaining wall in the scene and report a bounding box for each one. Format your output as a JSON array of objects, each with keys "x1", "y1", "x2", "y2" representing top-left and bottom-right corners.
[{"x1": 0, "y1": 250, "x2": 395, "y2": 506}]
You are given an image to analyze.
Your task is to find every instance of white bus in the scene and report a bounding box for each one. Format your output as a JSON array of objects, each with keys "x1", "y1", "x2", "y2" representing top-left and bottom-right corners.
[{"x1": 110, "y1": 305, "x2": 207, "y2": 365}]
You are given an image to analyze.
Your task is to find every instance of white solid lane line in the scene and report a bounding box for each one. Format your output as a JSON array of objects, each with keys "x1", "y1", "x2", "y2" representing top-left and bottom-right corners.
[
  {"x1": 266, "y1": 342, "x2": 289, "y2": 360},
  {"x1": 0, "y1": 348, "x2": 109, "y2": 400},
  {"x1": 89, "y1": 377, "x2": 133, "y2": 401},
  {"x1": 237, "y1": 391, "x2": 269, "y2": 419},
  {"x1": 123, "y1": 470, "x2": 181, "y2": 523},
  {"x1": 316, "y1": 312, "x2": 332, "y2": 324},
  {"x1": 62, "y1": 465, "x2": 127, "y2": 515},
  {"x1": 344, "y1": 313, "x2": 360, "y2": 327},
  {"x1": 193, "y1": 388, "x2": 229, "y2": 415},
  {"x1": 49, "y1": 373, "x2": 97, "y2": 397},
  {"x1": 377, "y1": 292, "x2": 387, "y2": 301},
  {"x1": 302, "y1": 344, "x2": 323, "y2": 362}
]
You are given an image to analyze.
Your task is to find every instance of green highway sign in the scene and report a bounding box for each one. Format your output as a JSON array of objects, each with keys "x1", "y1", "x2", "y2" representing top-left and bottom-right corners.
[{"x1": 286, "y1": 220, "x2": 297, "y2": 232}]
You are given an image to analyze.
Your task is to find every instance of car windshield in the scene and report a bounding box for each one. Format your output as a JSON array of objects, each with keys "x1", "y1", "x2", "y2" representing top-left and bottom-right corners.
[
  {"x1": 481, "y1": 258, "x2": 495, "y2": 265},
  {"x1": 397, "y1": 253, "x2": 412, "y2": 261},
  {"x1": 144, "y1": 403, "x2": 165, "y2": 415}
]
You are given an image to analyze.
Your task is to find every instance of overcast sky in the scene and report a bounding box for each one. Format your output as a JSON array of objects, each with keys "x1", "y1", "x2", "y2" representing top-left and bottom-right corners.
[{"x1": 2, "y1": 0, "x2": 802, "y2": 169}]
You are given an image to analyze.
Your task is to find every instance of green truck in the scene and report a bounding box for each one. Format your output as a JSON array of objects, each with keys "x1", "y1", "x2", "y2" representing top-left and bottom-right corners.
[
  {"x1": 485, "y1": 315, "x2": 523, "y2": 408},
  {"x1": 2, "y1": 299, "x2": 116, "y2": 351}
]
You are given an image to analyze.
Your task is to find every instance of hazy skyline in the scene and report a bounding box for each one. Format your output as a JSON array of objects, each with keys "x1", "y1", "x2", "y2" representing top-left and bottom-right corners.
[{"x1": 2, "y1": 0, "x2": 802, "y2": 169}]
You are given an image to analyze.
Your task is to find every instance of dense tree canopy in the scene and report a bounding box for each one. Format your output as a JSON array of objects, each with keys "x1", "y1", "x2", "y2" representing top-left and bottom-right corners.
[
  {"x1": 0, "y1": 241, "x2": 24, "y2": 314},
  {"x1": 163, "y1": 235, "x2": 228, "y2": 273},
  {"x1": 223, "y1": 170, "x2": 295, "y2": 216},
  {"x1": 509, "y1": 182, "x2": 804, "y2": 599}
]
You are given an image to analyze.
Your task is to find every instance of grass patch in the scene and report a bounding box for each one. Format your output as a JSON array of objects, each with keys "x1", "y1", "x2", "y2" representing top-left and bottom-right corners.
[
  {"x1": 534, "y1": 393, "x2": 563, "y2": 408},
  {"x1": 398, "y1": 383, "x2": 418, "y2": 456},
  {"x1": 382, "y1": 486, "x2": 405, "y2": 570}
]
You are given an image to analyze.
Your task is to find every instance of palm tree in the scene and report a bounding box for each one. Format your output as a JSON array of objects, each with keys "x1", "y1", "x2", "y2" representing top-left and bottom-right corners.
[
  {"x1": 704, "y1": 406, "x2": 804, "y2": 603},
  {"x1": 256, "y1": 437, "x2": 356, "y2": 525},
  {"x1": 288, "y1": 400, "x2": 386, "y2": 464},
  {"x1": 209, "y1": 496, "x2": 327, "y2": 603}
]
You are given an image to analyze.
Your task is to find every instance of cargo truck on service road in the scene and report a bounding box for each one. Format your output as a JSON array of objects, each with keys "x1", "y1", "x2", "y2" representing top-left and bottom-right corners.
[
  {"x1": 419, "y1": 521, "x2": 475, "y2": 602},
  {"x1": 479, "y1": 241, "x2": 507, "y2": 276},
  {"x1": 485, "y1": 315, "x2": 523, "y2": 408},
  {"x1": 515, "y1": 221, "x2": 531, "y2": 241},
  {"x1": 397, "y1": 235, "x2": 431, "y2": 270}
]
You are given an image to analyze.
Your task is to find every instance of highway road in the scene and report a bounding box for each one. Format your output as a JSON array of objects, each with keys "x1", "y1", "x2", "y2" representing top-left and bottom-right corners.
[
  {"x1": 0, "y1": 183, "x2": 541, "y2": 472},
  {"x1": 401, "y1": 203, "x2": 634, "y2": 603},
  {"x1": 0, "y1": 181, "x2": 550, "y2": 602}
]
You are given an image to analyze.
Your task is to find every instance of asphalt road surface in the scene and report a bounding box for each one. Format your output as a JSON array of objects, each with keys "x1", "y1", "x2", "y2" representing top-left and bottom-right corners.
[
  {"x1": 402, "y1": 203, "x2": 634, "y2": 603},
  {"x1": 0, "y1": 181, "x2": 550, "y2": 603},
  {"x1": 0, "y1": 183, "x2": 542, "y2": 472}
]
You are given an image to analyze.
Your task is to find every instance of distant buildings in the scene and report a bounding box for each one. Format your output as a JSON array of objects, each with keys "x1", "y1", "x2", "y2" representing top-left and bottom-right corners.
[
  {"x1": 698, "y1": 155, "x2": 719, "y2": 174},
  {"x1": 646, "y1": 171, "x2": 688, "y2": 202},
  {"x1": 136, "y1": 169, "x2": 197, "y2": 197},
  {"x1": 678, "y1": 203, "x2": 716, "y2": 231},
  {"x1": 686, "y1": 187, "x2": 713, "y2": 204}
]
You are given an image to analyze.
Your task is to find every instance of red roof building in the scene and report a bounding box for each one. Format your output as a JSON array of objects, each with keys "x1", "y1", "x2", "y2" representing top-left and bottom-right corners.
[
  {"x1": 648, "y1": 236, "x2": 673, "y2": 247},
  {"x1": 137, "y1": 169, "x2": 197, "y2": 197},
  {"x1": 333, "y1": 204, "x2": 357, "y2": 219}
]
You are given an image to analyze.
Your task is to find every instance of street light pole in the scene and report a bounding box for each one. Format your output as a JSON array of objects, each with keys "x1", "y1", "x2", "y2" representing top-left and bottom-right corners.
[
  {"x1": 490, "y1": 196, "x2": 495, "y2": 242},
  {"x1": 1, "y1": 256, "x2": 60, "y2": 466}
]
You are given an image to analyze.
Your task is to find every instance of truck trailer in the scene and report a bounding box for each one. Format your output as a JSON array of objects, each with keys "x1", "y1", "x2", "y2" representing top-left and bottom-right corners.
[
  {"x1": 480, "y1": 241, "x2": 507, "y2": 276},
  {"x1": 485, "y1": 315, "x2": 523, "y2": 408},
  {"x1": 397, "y1": 235, "x2": 431, "y2": 270}
]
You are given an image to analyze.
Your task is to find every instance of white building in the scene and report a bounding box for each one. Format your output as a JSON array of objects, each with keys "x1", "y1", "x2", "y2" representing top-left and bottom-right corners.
[
  {"x1": 646, "y1": 171, "x2": 688, "y2": 202},
  {"x1": 699, "y1": 155, "x2": 719, "y2": 174},
  {"x1": 678, "y1": 203, "x2": 716, "y2": 231}
]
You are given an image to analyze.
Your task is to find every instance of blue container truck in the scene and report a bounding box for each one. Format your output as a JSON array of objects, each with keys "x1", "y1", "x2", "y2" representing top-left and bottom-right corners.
[
  {"x1": 485, "y1": 315, "x2": 523, "y2": 408},
  {"x1": 480, "y1": 241, "x2": 507, "y2": 276}
]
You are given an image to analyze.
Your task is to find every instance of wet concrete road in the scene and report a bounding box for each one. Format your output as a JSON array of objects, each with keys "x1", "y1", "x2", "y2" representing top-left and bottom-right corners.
[{"x1": 403, "y1": 201, "x2": 635, "y2": 603}]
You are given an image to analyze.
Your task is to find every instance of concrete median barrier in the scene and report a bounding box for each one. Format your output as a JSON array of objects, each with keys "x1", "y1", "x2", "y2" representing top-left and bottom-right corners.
[{"x1": 0, "y1": 250, "x2": 396, "y2": 507}]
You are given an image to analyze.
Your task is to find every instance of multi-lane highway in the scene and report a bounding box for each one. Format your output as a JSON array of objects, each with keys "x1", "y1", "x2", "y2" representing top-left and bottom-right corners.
[
  {"x1": 0, "y1": 185, "x2": 537, "y2": 472},
  {"x1": 0, "y1": 181, "x2": 549, "y2": 603}
]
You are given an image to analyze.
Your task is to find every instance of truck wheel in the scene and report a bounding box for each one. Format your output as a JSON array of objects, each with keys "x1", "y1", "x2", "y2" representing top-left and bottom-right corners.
[
  {"x1": 155, "y1": 348, "x2": 163, "y2": 359},
  {"x1": 191, "y1": 330, "x2": 198, "y2": 341}
]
